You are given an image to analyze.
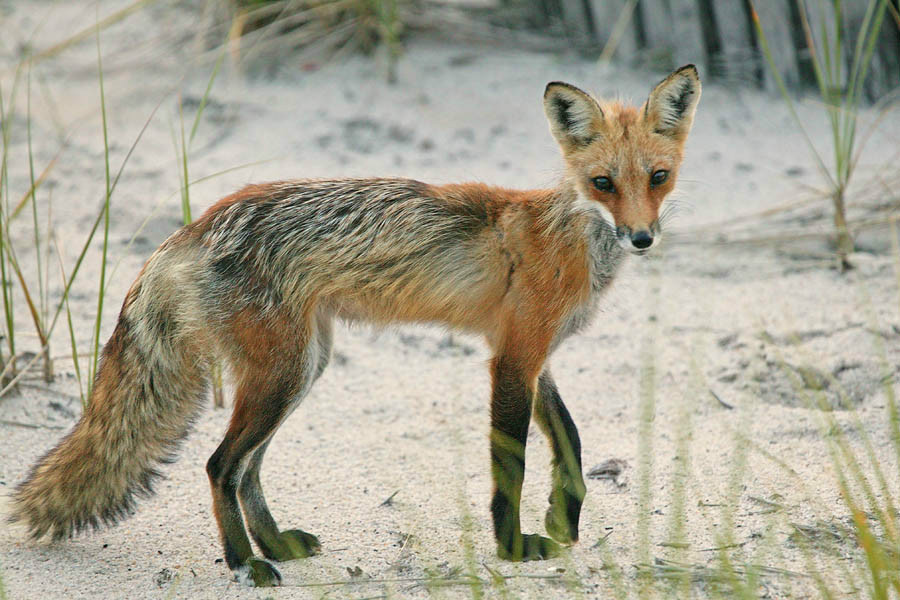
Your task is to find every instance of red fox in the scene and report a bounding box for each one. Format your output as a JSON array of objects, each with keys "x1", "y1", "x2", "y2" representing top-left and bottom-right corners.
[{"x1": 10, "y1": 65, "x2": 700, "y2": 586}]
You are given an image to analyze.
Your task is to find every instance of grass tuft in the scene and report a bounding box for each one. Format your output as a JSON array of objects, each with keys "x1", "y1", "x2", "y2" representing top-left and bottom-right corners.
[
  {"x1": 224, "y1": 0, "x2": 407, "y2": 81},
  {"x1": 749, "y1": 0, "x2": 896, "y2": 271}
]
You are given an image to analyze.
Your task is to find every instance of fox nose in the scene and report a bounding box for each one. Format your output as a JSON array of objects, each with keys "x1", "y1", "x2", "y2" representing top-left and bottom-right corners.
[{"x1": 631, "y1": 230, "x2": 654, "y2": 249}]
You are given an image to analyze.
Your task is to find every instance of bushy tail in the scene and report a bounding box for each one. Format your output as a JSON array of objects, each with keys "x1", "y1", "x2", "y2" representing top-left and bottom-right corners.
[{"x1": 9, "y1": 244, "x2": 211, "y2": 540}]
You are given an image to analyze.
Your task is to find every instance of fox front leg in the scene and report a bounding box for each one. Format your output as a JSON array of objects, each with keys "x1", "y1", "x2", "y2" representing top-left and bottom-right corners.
[
  {"x1": 489, "y1": 355, "x2": 561, "y2": 561},
  {"x1": 534, "y1": 372, "x2": 586, "y2": 544}
]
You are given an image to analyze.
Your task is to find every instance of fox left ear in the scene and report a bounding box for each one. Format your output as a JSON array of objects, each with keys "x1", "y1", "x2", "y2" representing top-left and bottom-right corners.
[{"x1": 645, "y1": 64, "x2": 701, "y2": 141}]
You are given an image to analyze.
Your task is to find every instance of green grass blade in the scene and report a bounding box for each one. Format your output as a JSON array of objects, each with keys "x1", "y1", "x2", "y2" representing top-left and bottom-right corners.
[
  {"x1": 43, "y1": 192, "x2": 52, "y2": 328},
  {"x1": 17, "y1": 80, "x2": 162, "y2": 397},
  {"x1": 179, "y1": 97, "x2": 191, "y2": 225},
  {"x1": 10, "y1": 146, "x2": 63, "y2": 221},
  {"x1": 0, "y1": 127, "x2": 13, "y2": 368},
  {"x1": 796, "y1": 1, "x2": 835, "y2": 109},
  {"x1": 0, "y1": 66, "x2": 25, "y2": 365},
  {"x1": 803, "y1": 0, "x2": 844, "y2": 180},
  {"x1": 846, "y1": 0, "x2": 882, "y2": 104},
  {"x1": 26, "y1": 64, "x2": 46, "y2": 335},
  {"x1": 749, "y1": 2, "x2": 836, "y2": 189},
  {"x1": 841, "y1": 0, "x2": 889, "y2": 183},
  {"x1": 635, "y1": 260, "x2": 661, "y2": 598},
  {"x1": 0, "y1": 560, "x2": 7, "y2": 600},
  {"x1": 180, "y1": 41, "x2": 227, "y2": 227},
  {"x1": 818, "y1": 0, "x2": 836, "y2": 98},
  {"x1": 189, "y1": 47, "x2": 226, "y2": 146},
  {"x1": 890, "y1": 220, "x2": 900, "y2": 470},
  {"x1": 88, "y1": 18, "x2": 113, "y2": 397},
  {"x1": 4, "y1": 245, "x2": 47, "y2": 349},
  {"x1": 889, "y1": 0, "x2": 900, "y2": 27},
  {"x1": 831, "y1": 0, "x2": 842, "y2": 90},
  {"x1": 53, "y1": 237, "x2": 85, "y2": 406}
]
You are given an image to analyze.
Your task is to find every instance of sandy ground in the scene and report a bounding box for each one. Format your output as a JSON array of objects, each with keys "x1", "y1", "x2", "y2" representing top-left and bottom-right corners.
[{"x1": 1, "y1": 1, "x2": 900, "y2": 598}]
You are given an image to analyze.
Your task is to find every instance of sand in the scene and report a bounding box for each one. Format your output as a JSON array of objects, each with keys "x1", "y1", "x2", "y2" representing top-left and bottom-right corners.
[{"x1": 1, "y1": 1, "x2": 899, "y2": 598}]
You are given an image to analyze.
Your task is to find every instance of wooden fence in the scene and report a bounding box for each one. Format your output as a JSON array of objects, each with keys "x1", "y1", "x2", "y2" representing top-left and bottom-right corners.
[{"x1": 521, "y1": 0, "x2": 900, "y2": 100}]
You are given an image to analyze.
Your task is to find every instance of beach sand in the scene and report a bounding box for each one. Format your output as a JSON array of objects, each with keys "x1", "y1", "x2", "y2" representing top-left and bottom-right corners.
[{"x1": 1, "y1": 1, "x2": 899, "y2": 597}]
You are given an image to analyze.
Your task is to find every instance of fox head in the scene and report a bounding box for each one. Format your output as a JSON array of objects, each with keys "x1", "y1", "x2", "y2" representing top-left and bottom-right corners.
[{"x1": 544, "y1": 65, "x2": 701, "y2": 254}]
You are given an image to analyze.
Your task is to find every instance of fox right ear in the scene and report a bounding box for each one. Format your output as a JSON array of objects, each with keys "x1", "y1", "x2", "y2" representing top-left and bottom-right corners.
[{"x1": 543, "y1": 82, "x2": 603, "y2": 150}]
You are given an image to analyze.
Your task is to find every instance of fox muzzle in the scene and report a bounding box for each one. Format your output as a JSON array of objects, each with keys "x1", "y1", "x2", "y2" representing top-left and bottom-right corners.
[{"x1": 615, "y1": 224, "x2": 660, "y2": 254}]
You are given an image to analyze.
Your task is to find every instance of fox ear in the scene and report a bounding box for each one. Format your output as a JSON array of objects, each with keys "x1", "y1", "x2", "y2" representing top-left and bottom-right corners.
[
  {"x1": 645, "y1": 64, "x2": 701, "y2": 140},
  {"x1": 543, "y1": 82, "x2": 603, "y2": 150}
]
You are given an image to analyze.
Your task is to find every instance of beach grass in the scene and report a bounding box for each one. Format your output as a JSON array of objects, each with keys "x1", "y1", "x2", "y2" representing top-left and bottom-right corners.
[{"x1": 750, "y1": 0, "x2": 895, "y2": 271}]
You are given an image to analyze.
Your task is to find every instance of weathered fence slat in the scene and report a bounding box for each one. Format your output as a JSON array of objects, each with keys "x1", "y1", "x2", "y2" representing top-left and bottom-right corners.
[
  {"x1": 558, "y1": 0, "x2": 596, "y2": 47},
  {"x1": 749, "y1": 0, "x2": 801, "y2": 92},
  {"x1": 637, "y1": 0, "x2": 677, "y2": 71},
  {"x1": 711, "y1": 0, "x2": 758, "y2": 85},
  {"x1": 667, "y1": 0, "x2": 709, "y2": 76},
  {"x1": 536, "y1": 0, "x2": 898, "y2": 101}
]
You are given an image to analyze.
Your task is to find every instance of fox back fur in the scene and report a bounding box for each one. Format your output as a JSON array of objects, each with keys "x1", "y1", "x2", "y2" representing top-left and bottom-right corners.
[{"x1": 11, "y1": 65, "x2": 700, "y2": 587}]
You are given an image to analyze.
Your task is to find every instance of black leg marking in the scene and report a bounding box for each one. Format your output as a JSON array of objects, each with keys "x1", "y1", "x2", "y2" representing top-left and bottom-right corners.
[
  {"x1": 207, "y1": 433, "x2": 256, "y2": 573},
  {"x1": 207, "y1": 379, "x2": 300, "y2": 587},
  {"x1": 490, "y1": 356, "x2": 561, "y2": 561},
  {"x1": 534, "y1": 372, "x2": 586, "y2": 544},
  {"x1": 238, "y1": 440, "x2": 321, "y2": 562}
]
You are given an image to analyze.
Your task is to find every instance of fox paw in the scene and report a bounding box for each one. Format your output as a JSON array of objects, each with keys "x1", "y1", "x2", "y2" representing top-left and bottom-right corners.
[
  {"x1": 234, "y1": 557, "x2": 282, "y2": 587},
  {"x1": 497, "y1": 534, "x2": 561, "y2": 561},
  {"x1": 264, "y1": 529, "x2": 321, "y2": 562},
  {"x1": 545, "y1": 505, "x2": 579, "y2": 544}
]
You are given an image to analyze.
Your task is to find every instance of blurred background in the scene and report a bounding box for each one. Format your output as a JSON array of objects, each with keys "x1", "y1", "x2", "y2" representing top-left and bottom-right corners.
[
  {"x1": 1, "y1": 2, "x2": 900, "y2": 599},
  {"x1": 203, "y1": 0, "x2": 900, "y2": 97}
]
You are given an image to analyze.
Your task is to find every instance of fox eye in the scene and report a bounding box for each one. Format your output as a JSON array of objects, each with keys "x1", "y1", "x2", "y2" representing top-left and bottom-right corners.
[
  {"x1": 650, "y1": 170, "x2": 669, "y2": 186},
  {"x1": 591, "y1": 176, "x2": 615, "y2": 193}
]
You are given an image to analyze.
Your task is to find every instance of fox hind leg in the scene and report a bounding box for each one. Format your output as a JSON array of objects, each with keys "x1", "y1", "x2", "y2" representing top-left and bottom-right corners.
[
  {"x1": 207, "y1": 378, "x2": 298, "y2": 586},
  {"x1": 207, "y1": 309, "x2": 328, "y2": 586},
  {"x1": 237, "y1": 313, "x2": 333, "y2": 563},
  {"x1": 206, "y1": 385, "x2": 286, "y2": 586},
  {"x1": 238, "y1": 440, "x2": 321, "y2": 562}
]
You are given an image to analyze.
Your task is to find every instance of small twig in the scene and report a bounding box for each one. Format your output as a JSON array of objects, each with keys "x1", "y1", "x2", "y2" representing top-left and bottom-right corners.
[
  {"x1": 789, "y1": 521, "x2": 847, "y2": 543},
  {"x1": 481, "y1": 561, "x2": 504, "y2": 584},
  {"x1": 18, "y1": 382, "x2": 82, "y2": 403},
  {"x1": 591, "y1": 530, "x2": 614, "y2": 548},
  {"x1": 640, "y1": 557, "x2": 810, "y2": 581},
  {"x1": 698, "y1": 541, "x2": 748, "y2": 552},
  {"x1": 0, "y1": 346, "x2": 51, "y2": 398},
  {"x1": 0, "y1": 352, "x2": 28, "y2": 382},
  {"x1": 710, "y1": 389, "x2": 733, "y2": 410},
  {"x1": 278, "y1": 572, "x2": 572, "y2": 589},
  {"x1": 0, "y1": 418, "x2": 65, "y2": 430},
  {"x1": 395, "y1": 532, "x2": 414, "y2": 557},
  {"x1": 752, "y1": 564, "x2": 812, "y2": 579},
  {"x1": 677, "y1": 213, "x2": 900, "y2": 248},
  {"x1": 748, "y1": 495, "x2": 784, "y2": 511},
  {"x1": 380, "y1": 490, "x2": 399, "y2": 507},
  {"x1": 658, "y1": 541, "x2": 691, "y2": 549}
]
